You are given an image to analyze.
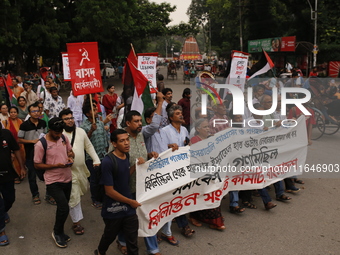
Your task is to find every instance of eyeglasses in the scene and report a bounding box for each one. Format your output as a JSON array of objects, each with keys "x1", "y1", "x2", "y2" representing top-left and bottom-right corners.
[
  {"x1": 31, "y1": 110, "x2": 40, "y2": 113},
  {"x1": 63, "y1": 117, "x2": 74, "y2": 121}
]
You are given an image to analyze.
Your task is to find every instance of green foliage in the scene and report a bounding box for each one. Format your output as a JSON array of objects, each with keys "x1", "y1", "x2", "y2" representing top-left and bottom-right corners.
[{"x1": 0, "y1": 0, "x2": 177, "y2": 73}]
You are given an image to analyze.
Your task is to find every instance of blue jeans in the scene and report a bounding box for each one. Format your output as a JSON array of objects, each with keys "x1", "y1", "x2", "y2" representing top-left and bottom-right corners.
[
  {"x1": 0, "y1": 181, "x2": 15, "y2": 233},
  {"x1": 86, "y1": 159, "x2": 98, "y2": 203},
  {"x1": 46, "y1": 182, "x2": 72, "y2": 235},
  {"x1": 258, "y1": 181, "x2": 284, "y2": 204},
  {"x1": 229, "y1": 191, "x2": 239, "y2": 207}
]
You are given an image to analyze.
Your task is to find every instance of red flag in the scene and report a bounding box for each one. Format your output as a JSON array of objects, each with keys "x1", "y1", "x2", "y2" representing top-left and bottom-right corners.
[
  {"x1": 40, "y1": 67, "x2": 50, "y2": 80},
  {"x1": 127, "y1": 58, "x2": 149, "y2": 97},
  {"x1": 5, "y1": 74, "x2": 13, "y2": 100},
  {"x1": 122, "y1": 47, "x2": 138, "y2": 87},
  {"x1": 248, "y1": 48, "x2": 275, "y2": 80}
]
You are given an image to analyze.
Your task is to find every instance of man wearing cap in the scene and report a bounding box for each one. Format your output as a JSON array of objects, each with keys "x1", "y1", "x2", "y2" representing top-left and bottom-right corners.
[{"x1": 34, "y1": 117, "x2": 75, "y2": 248}]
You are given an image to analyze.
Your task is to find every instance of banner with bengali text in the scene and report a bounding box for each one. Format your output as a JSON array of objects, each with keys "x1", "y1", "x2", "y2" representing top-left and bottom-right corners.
[
  {"x1": 136, "y1": 116, "x2": 307, "y2": 236},
  {"x1": 67, "y1": 42, "x2": 103, "y2": 96},
  {"x1": 248, "y1": 36, "x2": 296, "y2": 53}
]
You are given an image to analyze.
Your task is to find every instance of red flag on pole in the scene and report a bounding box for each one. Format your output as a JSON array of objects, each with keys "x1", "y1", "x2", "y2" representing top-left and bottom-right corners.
[{"x1": 5, "y1": 74, "x2": 14, "y2": 100}]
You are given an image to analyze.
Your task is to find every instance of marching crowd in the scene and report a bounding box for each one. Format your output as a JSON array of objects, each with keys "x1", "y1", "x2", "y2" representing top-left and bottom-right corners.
[{"x1": 0, "y1": 72, "x2": 312, "y2": 255}]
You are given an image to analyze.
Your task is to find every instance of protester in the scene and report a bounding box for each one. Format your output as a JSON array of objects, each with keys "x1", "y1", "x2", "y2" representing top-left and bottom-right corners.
[
  {"x1": 17, "y1": 96, "x2": 28, "y2": 121},
  {"x1": 102, "y1": 84, "x2": 118, "y2": 132},
  {"x1": 177, "y1": 88, "x2": 191, "y2": 131},
  {"x1": 34, "y1": 117, "x2": 74, "y2": 248},
  {"x1": 60, "y1": 109, "x2": 100, "y2": 236},
  {"x1": 0, "y1": 104, "x2": 9, "y2": 122},
  {"x1": 20, "y1": 81, "x2": 38, "y2": 106},
  {"x1": 0, "y1": 127, "x2": 26, "y2": 246},
  {"x1": 81, "y1": 100, "x2": 108, "y2": 209},
  {"x1": 44, "y1": 87, "x2": 65, "y2": 119},
  {"x1": 161, "y1": 105, "x2": 195, "y2": 237},
  {"x1": 2, "y1": 106, "x2": 26, "y2": 184},
  {"x1": 209, "y1": 101, "x2": 229, "y2": 135},
  {"x1": 189, "y1": 118, "x2": 226, "y2": 230},
  {"x1": 142, "y1": 94, "x2": 179, "y2": 249},
  {"x1": 18, "y1": 102, "x2": 51, "y2": 205},
  {"x1": 115, "y1": 110, "x2": 161, "y2": 255},
  {"x1": 160, "y1": 88, "x2": 173, "y2": 128},
  {"x1": 95, "y1": 129, "x2": 141, "y2": 255},
  {"x1": 11, "y1": 77, "x2": 24, "y2": 99},
  {"x1": 67, "y1": 90, "x2": 84, "y2": 127}
]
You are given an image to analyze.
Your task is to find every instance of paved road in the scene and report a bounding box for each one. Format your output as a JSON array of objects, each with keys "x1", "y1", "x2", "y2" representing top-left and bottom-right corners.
[{"x1": 3, "y1": 66, "x2": 339, "y2": 255}]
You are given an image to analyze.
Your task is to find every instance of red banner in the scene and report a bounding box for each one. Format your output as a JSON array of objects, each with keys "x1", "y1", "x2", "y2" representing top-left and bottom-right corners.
[
  {"x1": 180, "y1": 54, "x2": 202, "y2": 60},
  {"x1": 280, "y1": 36, "x2": 296, "y2": 52},
  {"x1": 67, "y1": 42, "x2": 103, "y2": 96}
]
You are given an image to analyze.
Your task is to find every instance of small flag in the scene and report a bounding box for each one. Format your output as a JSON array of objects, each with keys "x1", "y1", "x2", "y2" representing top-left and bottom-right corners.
[{"x1": 247, "y1": 48, "x2": 275, "y2": 80}]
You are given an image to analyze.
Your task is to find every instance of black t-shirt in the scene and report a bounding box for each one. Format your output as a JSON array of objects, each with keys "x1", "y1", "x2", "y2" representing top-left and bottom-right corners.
[
  {"x1": 100, "y1": 153, "x2": 135, "y2": 219},
  {"x1": 0, "y1": 128, "x2": 20, "y2": 183}
]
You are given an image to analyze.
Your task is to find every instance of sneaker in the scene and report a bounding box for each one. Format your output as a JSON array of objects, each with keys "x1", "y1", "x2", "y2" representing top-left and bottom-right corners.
[
  {"x1": 32, "y1": 195, "x2": 41, "y2": 205},
  {"x1": 286, "y1": 186, "x2": 300, "y2": 193},
  {"x1": 52, "y1": 232, "x2": 67, "y2": 248}
]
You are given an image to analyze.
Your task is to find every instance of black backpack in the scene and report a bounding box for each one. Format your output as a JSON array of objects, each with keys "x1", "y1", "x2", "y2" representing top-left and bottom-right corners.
[
  {"x1": 36, "y1": 134, "x2": 67, "y2": 181},
  {"x1": 95, "y1": 151, "x2": 129, "y2": 203}
]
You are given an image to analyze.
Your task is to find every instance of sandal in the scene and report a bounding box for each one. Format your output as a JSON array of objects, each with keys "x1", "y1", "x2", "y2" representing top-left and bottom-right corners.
[
  {"x1": 160, "y1": 233, "x2": 179, "y2": 246},
  {"x1": 294, "y1": 179, "x2": 305, "y2": 184},
  {"x1": 72, "y1": 224, "x2": 85, "y2": 235},
  {"x1": 45, "y1": 196, "x2": 57, "y2": 205},
  {"x1": 265, "y1": 202, "x2": 277, "y2": 210},
  {"x1": 242, "y1": 201, "x2": 257, "y2": 209},
  {"x1": 116, "y1": 240, "x2": 127, "y2": 255},
  {"x1": 229, "y1": 206, "x2": 245, "y2": 213},
  {"x1": 188, "y1": 217, "x2": 202, "y2": 227},
  {"x1": 32, "y1": 195, "x2": 41, "y2": 205},
  {"x1": 0, "y1": 233, "x2": 9, "y2": 246},
  {"x1": 181, "y1": 225, "x2": 195, "y2": 237},
  {"x1": 91, "y1": 202, "x2": 102, "y2": 210},
  {"x1": 276, "y1": 194, "x2": 292, "y2": 201},
  {"x1": 209, "y1": 225, "x2": 226, "y2": 230},
  {"x1": 14, "y1": 178, "x2": 21, "y2": 184}
]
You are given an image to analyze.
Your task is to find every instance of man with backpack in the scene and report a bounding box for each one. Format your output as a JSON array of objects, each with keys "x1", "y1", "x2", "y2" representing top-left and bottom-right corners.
[
  {"x1": 34, "y1": 118, "x2": 75, "y2": 248},
  {"x1": 95, "y1": 129, "x2": 141, "y2": 255}
]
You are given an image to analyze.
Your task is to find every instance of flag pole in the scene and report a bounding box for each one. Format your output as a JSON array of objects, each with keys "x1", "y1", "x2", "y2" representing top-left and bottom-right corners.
[
  {"x1": 130, "y1": 43, "x2": 136, "y2": 58},
  {"x1": 89, "y1": 93, "x2": 95, "y2": 124}
]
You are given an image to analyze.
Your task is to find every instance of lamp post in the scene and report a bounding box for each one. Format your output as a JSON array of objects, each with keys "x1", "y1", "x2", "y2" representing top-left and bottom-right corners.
[
  {"x1": 307, "y1": 0, "x2": 318, "y2": 67},
  {"x1": 171, "y1": 45, "x2": 174, "y2": 60}
]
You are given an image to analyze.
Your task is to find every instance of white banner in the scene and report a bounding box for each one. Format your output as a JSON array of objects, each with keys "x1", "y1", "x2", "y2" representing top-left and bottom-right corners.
[
  {"x1": 136, "y1": 117, "x2": 307, "y2": 236},
  {"x1": 138, "y1": 56, "x2": 157, "y2": 93},
  {"x1": 227, "y1": 51, "x2": 249, "y2": 92},
  {"x1": 61, "y1": 52, "x2": 71, "y2": 81}
]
